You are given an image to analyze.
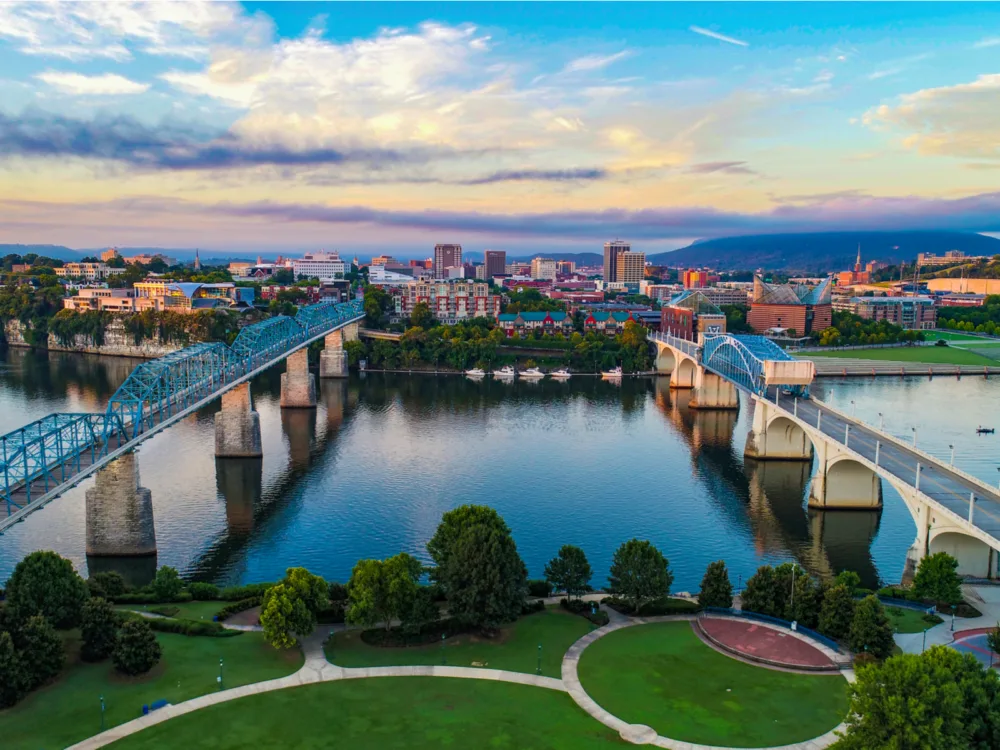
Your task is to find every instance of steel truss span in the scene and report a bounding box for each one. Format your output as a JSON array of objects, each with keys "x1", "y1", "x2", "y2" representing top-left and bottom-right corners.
[{"x1": 0, "y1": 299, "x2": 363, "y2": 524}]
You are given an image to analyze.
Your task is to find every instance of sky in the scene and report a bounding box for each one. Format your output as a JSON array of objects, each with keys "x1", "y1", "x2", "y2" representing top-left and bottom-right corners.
[{"x1": 0, "y1": 1, "x2": 998, "y2": 258}]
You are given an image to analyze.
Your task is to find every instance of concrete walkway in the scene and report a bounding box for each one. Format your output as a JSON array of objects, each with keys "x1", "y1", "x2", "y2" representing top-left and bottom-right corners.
[{"x1": 896, "y1": 584, "x2": 1000, "y2": 655}]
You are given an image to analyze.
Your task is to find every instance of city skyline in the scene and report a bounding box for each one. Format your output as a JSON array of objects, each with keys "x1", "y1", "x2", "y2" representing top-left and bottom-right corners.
[{"x1": 1, "y1": 1, "x2": 999, "y2": 254}]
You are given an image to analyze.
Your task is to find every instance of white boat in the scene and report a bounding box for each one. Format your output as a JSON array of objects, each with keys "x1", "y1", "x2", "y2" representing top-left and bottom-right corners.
[
  {"x1": 550, "y1": 369, "x2": 572, "y2": 380},
  {"x1": 465, "y1": 368, "x2": 486, "y2": 377},
  {"x1": 521, "y1": 367, "x2": 545, "y2": 379},
  {"x1": 601, "y1": 366, "x2": 623, "y2": 380},
  {"x1": 493, "y1": 366, "x2": 516, "y2": 378}
]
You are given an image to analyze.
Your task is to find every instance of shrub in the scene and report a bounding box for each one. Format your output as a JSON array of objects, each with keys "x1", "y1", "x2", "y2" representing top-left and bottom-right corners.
[
  {"x1": 189, "y1": 582, "x2": 220, "y2": 601},
  {"x1": 698, "y1": 560, "x2": 733, "y2": 609},
  {"x1": 522, "y1": 599, "x2": 545, "y2": 615},
  {"x1": 0, "y1": 631, "x2": 26, "y2": 708},
  {"x1": 81, "y1": 598, "x2": 119, "y2": 662},
  {"x1": 151, "y1": 566, "x2": 183, "y2": 603},
  {"x1": 5, "y1": 550, "x2": 89, "y2": 628},
  {"x1": 877, "y1": 585, "x2": 918, "y2": 601},
  {"x1": 219, "y1": 582, "x2": 274, "y2": 601},
  {"x1": 602, "y1": 596, "x2": 701, "y2": 616},
  {"x1": 316, "y1": 603, "x2": 346, "y2": 624},
  {"x1": 359, "y1": 616, "x2": 465, "y2": 648},
  {"x1": 91, "y1": 572, "x2": 128, "y2": 598},
  {"x1": 327, "y1": 582, "x2": 348, "y2": 602},
  {"x1": 113, "y1": 619, "x2": 162, "y2": 675},
  {"x1": 216, "y1": 597, "x2": 261, "y2": 622},
  {"x1": 852, "y1": 651, "x2": 878, "y2": 668},
  {"x1": 119, "y1": 612, "x2": 238, "y2": 638},
  {"x1": 17, "y1": 615, "x2": 64, "y2": 689},
  {"x1": 527, "y1": 579, "x2": 553, "y2": 598},
  {"x1": 150, "y1": 606, "x2": 180, "y2": 618},
  {"x1": 111, "y1": 591, "x2": 193, "y2": 605},
  {"x1": 922, "y1": 612, "x2": 944, "y2": 625},
  {"x1": 560, "y1": 597, "x2": 588, "y2": 614}
]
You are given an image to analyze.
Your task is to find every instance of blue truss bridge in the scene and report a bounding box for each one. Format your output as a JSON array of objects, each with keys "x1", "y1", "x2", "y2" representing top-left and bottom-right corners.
[{"x1": 0, "y1": 299, "x2": 364, "y2": 532}]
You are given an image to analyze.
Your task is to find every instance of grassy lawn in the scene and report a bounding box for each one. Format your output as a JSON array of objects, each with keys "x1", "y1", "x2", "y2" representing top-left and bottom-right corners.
[
  {"x1": 325, "y1": 607, "x2": 592, "y2": 678},
  {"x1": 0, "y1": 630, "x2": 302, "y2": 750},
  {"x1": 886, "y1": 605, "x2": 941, "y2": 634},
  {"x1": 115, "y1": 601, "x2": 225, "y2": 621},
  {"x1": 108, "y1": 677, "x2": 625, "y2": 749},
  {"x1": 924, "y1": 331, "x2": 989, "y2": 343},
  {"x1": 577, "y1": 622, "x2": 848, "y2": 748},
  {"x1": 803, "y1": 346, "x2": 998, "y2": 365}
]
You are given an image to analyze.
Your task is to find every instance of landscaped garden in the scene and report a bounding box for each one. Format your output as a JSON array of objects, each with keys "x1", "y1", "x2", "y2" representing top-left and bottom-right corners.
[
  {"x1": 885, "y1": 605, "x2": 942, "y2": 634},
  {"x1": 803, "y1": 345, "x2": 998, "y2": 365},
  {"x1": 107, "y1": 677, "x2": 624, "y2": 750},
  {"x1": 577, "y1": 621, "x2": 849, "y2": 747}
]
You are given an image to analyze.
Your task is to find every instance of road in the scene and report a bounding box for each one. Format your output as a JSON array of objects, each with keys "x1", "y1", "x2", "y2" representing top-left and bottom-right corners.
[{"x1": 770, "y1": 391, "x2": 1000, "y2": 543}]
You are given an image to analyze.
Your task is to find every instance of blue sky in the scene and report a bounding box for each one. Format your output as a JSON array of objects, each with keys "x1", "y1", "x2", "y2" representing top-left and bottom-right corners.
[{"x1": 0, "y1": 2, "x2": 998, "y2": 255}]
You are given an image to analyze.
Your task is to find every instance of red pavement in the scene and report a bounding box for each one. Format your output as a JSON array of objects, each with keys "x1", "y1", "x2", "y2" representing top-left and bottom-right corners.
[{"x1": 699, "y1": 617, "x2": 835, "y2": 669}]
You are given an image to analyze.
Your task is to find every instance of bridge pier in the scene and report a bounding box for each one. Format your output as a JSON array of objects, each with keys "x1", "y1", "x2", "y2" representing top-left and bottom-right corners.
[
  {"x1": 807, "y1": 440, "x2": 882, "y2": 510},
  {"x1": 214, "y1": 383, "x2": 262, "y2": 457},
  {"x1": 216, "y1": 457, "x2": 263, "y2": 533},
  {"x1": 280, "y1": 349, "x2": 316, "y2": 408},
  {"x1": 85, "y1": 452, "x2": 157, "y2": 558},
  {"x1": 744, "y1": 397, "x2": 813, "y2": 460},
  {"x1": 320, "y1": 325, "x2": 358, "y2": 378},
  {"x1": 689, "y1": 369, "x2": 739, "y2": 410}
]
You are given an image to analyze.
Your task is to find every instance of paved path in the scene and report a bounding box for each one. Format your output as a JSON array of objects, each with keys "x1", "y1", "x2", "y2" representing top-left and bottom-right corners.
[{"x1": 896, "y1": 583, "x2": 1000, "y2": 655}]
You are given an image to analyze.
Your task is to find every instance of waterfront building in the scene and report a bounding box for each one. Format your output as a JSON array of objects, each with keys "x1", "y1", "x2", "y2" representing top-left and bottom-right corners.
[
  {"x1": 63, "y1": 288, "x2": 141, "y2": 313},
  {"x1": 67, "y1": 282, "x2": 254, "y2": 313},
  {"x1": 833, "y1": 296, "x2": 937, "y2": 329},
  {"x1": 392, "y1": 279, "x2": 501, "y2": 324},
  {"x1": 434, "y1": 244, "x2": 462, "y2": 278},
  {"x1": 484, "y1": 250, "x2": 506, "y2": 278},
  {"x1": 603, "y1": 240, "x2": 629, "y2": 282},
  {"x1": 497, "y1": 311, "x2": 574, "y2": 336},
  {"x1": 583, "y1": 310, "x2": 639, "y2": 334},
  {"x1": 292, "y1": 251, "x2": 346, "y2": 280},
  {"x1": 660, "y1": 291, "x2": 728, "y2": 340},
  {"x1": 55, "y1": 262, "x2": 126, "y2": 281},
  {"x1": 747, "y1": 276, "x2": 833, "y2": 335},
  {"x1": 619, "y1": 251, "x2": 646, "y2": 285},
  {"x1": 531, "y1": 258, "x2": 557, "y2": 280}
]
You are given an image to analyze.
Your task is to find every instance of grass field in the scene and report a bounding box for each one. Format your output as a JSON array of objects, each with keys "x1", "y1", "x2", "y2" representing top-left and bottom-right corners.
[
  {"x1": 325, "y1": 607, "x2": 592, "y2": 678},
  {"x1": 924, "y1": 331, "x2": 990, "y2": 343},
  {"x1": 804, "y1": 346, "x2": 998, "y2": 365},
  {"x1": 0, "y1": 630, "x2": 302, "y2": 750},
  {"x1": 116, "y1": 601, "x2": 225, "y2": 622},
  {"x1": 886, "y1": 605, "x2": 941, "y2": 634},
  {"x1": 107, "y1": 678, "x2": 624, "y2": 750},
  {"x1": 577, "y1": 622, "x2": 848, "y2": 748}
]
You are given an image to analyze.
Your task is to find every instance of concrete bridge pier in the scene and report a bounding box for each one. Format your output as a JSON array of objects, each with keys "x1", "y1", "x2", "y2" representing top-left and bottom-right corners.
[
  {"x1": 900, "y1": 494, "x2": 999, "y2": 580},
  {"x1": 744, "y1": 397, "x2": 813, "y2": 460},
  {"x1": 214, "y1": 383, "x2": 262, "y2": 457},
  {"x1": 689, "y1": 368, "x2": 739, "y2": 410},
  {"x1": 216, "y1": 456, "x2": 263, "y2": 533},
  {"x1": 85, "y1": 451, "x2": 157, "y2": 558},
  {"x1": 807, "y1": 439, "x2": 882, "y2": 510},
  {"x1": 280, "y1": 349, "x2": 316, "y2": 408},
  {"x1": 319, "y1": 323, "x2": 358, "y2": 378}
]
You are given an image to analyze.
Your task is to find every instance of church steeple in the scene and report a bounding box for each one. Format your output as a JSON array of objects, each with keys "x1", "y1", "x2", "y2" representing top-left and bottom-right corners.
[
  {"x1": 194, "y1": 248, "x2": 201, "y2": 271},
  {"x1": 855, "y1": 244, "x2": 862, "y2": 273}
]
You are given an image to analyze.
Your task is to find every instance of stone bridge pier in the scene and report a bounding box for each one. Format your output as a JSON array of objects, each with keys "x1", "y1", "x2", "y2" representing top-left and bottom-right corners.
[
  {"x1": 214, "y1": 383, "x2": 262, "y2": 457},
  {"x1": 280, "y1": 349, "x2": 316, "y2": 408},
  {"x1": 652, "y1": 338, "x2": 738, "y2": 410},
  {"x1": 320, "y1": 322, "x2": 359, "y2": 378},
  {"x1": 85, "y1": 451, "x2": 156, "y2": 558},
  {"x1": 901, "y1": 491, "x2": 999, "y2": 581}
]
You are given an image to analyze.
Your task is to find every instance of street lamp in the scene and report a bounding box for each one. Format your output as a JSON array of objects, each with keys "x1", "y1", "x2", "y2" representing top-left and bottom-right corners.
[
  {"x1": 949, "y1": 444, "x2": 955, "y2": 466},
  {"x1": 99, "y1": 695, "x2": 106, "y2": 732},
  {"x1": 922, "y1": 627, "x2": 929, "y2": 653},
  {"x1": 951, "y1": 605, "x2": 957, "y2": 631},
  {"x1": 789, "y1": 563, "x2": 797, "y2": 613},
  {"x1": 912, "y1": 427, "x2": 918, "y2": 447},
  {"x1": 536, "y1": 644, "x2": 542, "y2": 675},
  {"x1": 878, "y1": 412, "x2": 884, "y2": 431},
  {"x1": 218, "y1": 658, "x2": 224, "y2": 691},
  {"x1": 441, "y1": 633, "x2": 447, "y2": 665},
  {"x1": 851, "y1": 400, "x2": 856, "y2": 417}
]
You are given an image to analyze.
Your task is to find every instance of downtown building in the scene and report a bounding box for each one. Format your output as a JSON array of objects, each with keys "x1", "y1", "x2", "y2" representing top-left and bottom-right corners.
[
  {"x1": 392, "y1": 279, "x2": 501, "y2": 325},
  {"x1": 433, "y1": 244, "x2": 463, "y2": 278},
  {"x1": 484, "y1": 250, "x2": 507, "y2": 278},
  {"x1": 747, "y1": 276, "x2": 833, "y2": 335},
  {"x1": 833, "y1": 296, "x2": 937, "y2": 330},
  {"x1": 292, "y1": 251, "x2": 347, "y2": 280},
  {"x1": 603, "y1": 240, "x2": 645, "y2": 286}
]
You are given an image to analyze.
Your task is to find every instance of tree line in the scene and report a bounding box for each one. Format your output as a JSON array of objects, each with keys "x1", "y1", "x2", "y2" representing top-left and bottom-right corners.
[
  {"x1": 814, "y1": 311, "x2": 925, "y2": 347},
  {"x1": 937, "y1": 296, "x2": 1000, "y2": 334}
]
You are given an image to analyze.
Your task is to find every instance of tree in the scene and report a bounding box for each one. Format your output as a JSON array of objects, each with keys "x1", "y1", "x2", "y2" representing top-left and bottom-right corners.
[
  {"x1": 113, "y1": 619, "x2": 162, "y2": 676},
  {"x1": 150, "y1": 566, "x2": 183, "y2": 602},
  {"x1": 346, "y1": 553, "x2": 422, "y2": 631},
  {"x1": 427, "y1": 504, "x2": 510, "y2": 580},
  {"x1": 81, "y1": 598, "x2": 119, "y2": 662},
  {"x1": 281, "y1": 567, "x2": 328, "y2": 615},
  {"x1": 849, "y1": 595, "x2": 895, "y2": 659},
  {"x1": 787, "y1": 574, "x2": 821, "y2": 628},
  {"x1": 607, "y1": 539, "x2": 673, "y2": 614},
  {"x1": 4, "y1": 550, "x2": 89, "y2": 628},
  {"x1": 818, "y1": 584, "x2": 856, "y2": 640},
  {"x1": 988, "y1": 624, "x2": 1000, "y2": 667},
  {"x1": 0, "y1": 631, "x2": 26, "y2": 708},
  {"x1": 925, "y1": 645, "x2": 1000, "y2": 749},
  {"x1": 401, "y1": 587, "x2": 440, "y2": 637},
  {"x1": 88, "y1": 571, "x2": 127, "y2": 600},
  {"x1": 740, "y1": 565, "x2": 780, "y2": 618},
  {"x1": 410, "y1": 301, "x2": 434, "y2": 330},
  {"x1": 440, "y1": 522, "x2": 527, "y2": 631},
  {"x1": 833, "y1": 570, "x2": 861, "y2": 595},
  {"x1": 544, "y1": 545, "x2": 593, "y2": 599},
  {"x1": 913, "y1": 552, "x2": 962, "y2": 605},
  {"x1": 698, "y1": 560, "x2": 733, "y2": 609},
  {"x1": 363, "y1": 284, "x2": 392, "y2": 327},
  {"x1": 17, "y1": 614, "x2": 64, "y2": 689},
  {"x1": 260, "y1": 583, "x2": 312, "y2": 649}
]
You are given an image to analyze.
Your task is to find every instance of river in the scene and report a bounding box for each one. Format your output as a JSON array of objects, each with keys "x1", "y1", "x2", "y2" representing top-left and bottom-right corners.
[{"x1": 0, "y1": 347, "x2": 998, "y2": 591}]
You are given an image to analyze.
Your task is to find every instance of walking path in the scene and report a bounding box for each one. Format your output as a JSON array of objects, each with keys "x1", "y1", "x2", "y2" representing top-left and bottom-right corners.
[{"x1": 896, "y1": 584, "x2": 1000, "y2": 655}]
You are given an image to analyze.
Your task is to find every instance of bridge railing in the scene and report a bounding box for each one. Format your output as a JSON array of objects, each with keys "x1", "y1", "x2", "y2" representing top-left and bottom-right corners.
[{"x1": 648, "y1": 331, "x2": 702, "y2": 360}]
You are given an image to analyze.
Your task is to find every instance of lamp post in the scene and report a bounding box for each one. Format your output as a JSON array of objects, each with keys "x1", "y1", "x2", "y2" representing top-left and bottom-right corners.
[
  {"x1": 851, "y1": 400, "x2": 856, "y2": 417},
  {"x1": 536, "y1": 644, "x2": 542, "y2": 675},
  {"x1": 922, "y1": 627, "x2": 928, "y2": 653},
  {"x1": 218, "y1": 658, "x2": 224, "y2": 691},
  {"x1": 99, "y1": 695, "x2": 106, "y2": 732},
  {"x1": 949, "y1": 444, "x2": 955, "y2": 466},
  {"x1": 441, "y1": 633, "x2": 446, "y2": 665},
  {"x1": 878, "y1": 412, "x2": 884, "y2": 431},
  {"x1": 951, "y1": 605, "x2": 957, "y2": 631},
  {"x1": 912, "y1": 427, "x2": 917, "y2": 447},
  {"x1": 789, "y1": 563, "x2": 797, "y2": 612}
]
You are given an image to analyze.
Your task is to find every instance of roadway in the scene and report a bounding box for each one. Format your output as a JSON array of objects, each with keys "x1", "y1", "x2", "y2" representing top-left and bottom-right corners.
[{"x1": 774, "y1": 391, "x2": 1000, "y2": 543}]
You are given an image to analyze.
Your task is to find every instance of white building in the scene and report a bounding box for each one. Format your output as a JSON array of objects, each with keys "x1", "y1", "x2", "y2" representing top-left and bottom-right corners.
[
  {"x1": 530, "y1": 258, "x2": 557, "y2": 280},
  {"x1": 368, "y1": 265, "x2": 416, "y2": 286},
  {"x1": 292, "y1": 252, "x2": 346, "y2": 280},
  {"x1": 55, "y1": 263, "x2": 127, "y2": 281}
]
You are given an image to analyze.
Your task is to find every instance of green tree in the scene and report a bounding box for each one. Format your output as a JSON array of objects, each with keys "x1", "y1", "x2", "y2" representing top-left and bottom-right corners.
[
  {"x1": 607, "y1": 539, "x2": 673, "y2": 614},
  {"x1": 260, "y1": 583, "x2": 312, "y2": 649},
  {"x1": 440, "y1": 522, "x2": 527, "y2": 631},
  {"x1": 363, "y1": 284, "x2": 392, "y2": 327},
  {"x1": 913, "y1": 552, "x2": 962, "y2": 605},
  {"x1": 818, "y1": 584, "x2": 856, "y2": 640},
  {"x1": 88, "y1": 571, "x2": 127, "y2": 600},
  {"x1": 834, "y1": 570, "x2": 861, "y2": 594},
  {"x1": 849, "y1": 595, "x2": 895, "y2": 659},
  {"x1": 113, "y1": 619, "x2": 162, "y2": 676},
  {"x1": 924, "y1": 645, "x2": 1000, "y2": 749},
  {"x1": 988, "y1": 624, "x2": 1000, "y2": 667},
  {"x1": 401, "y1": 587, "x2": 440, "y2": 637},
  {"x1": 4, "y1": 550, "x2": 89, "y2": 628},
  {"x1": 17, "y1": 614, "x2": 64, "y2": 689},
  {"x1": 740, "y1": 565, "x2": 780, "y2": 618},
  {"x1": 81, "y1": 598, "x2": 119, "y2": 662},
  {"x1": 427, "y1": 504, "x2": 510, "y2": 580},
  {"x1": 0, "y1": 631, "x2": 26, "y2": 708},
  {"x1": 698, "y1": 560, "x2": 733, "y2": 609},
  {"x1": 150, "y1": 566, "x2": 183, "y2": 602},
  {"x1": 281, "y1": 567, "x2": 328, "y2": 615},
  {"x1": 346, "y1": 553, "x2": 423, "y2": 631},
  {"x1": 787, "y1": 574, "x2": 822, "y2": 628},
  {"x1": 410, "y1": 301, "x2": 434, "y2": 330},
  {"x1": 544, "y1": 545, "x2": 593, "y2": 599}
]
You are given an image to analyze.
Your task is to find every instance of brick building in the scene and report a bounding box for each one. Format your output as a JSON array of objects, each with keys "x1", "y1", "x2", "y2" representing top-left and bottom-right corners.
[
  {"x1": 747, "y1": 276, "x2": 833, "y2": 335},
  {"x1": 497, "y1": 311, "x2": 574, "y2": 336},
  {"x1": 392, "y1": 279, "x2": 500, "y2": 324},
  {"x1": 834, "y1": 296, "x2": 937, "y2": 329}
]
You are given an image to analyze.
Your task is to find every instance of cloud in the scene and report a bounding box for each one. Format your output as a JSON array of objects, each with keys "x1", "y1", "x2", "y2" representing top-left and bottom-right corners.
[
  {"x1": 36, "y1": 72, "x2": 150, "y2": 95},
  {"x1": 459, "y1": 168, "x2": 607, "y2": 185},
  {"x1": 687, "y1": 161, "x2": 756, "y2": 175},
  {"x1": 974, "y1": 37, "x2": 1000, "y2": 49},
  {"x1": 562, "y1": 51, "x2": 631, "y2": 73},
  {"x1": 689, "y1": 26, "x2": 748, "y2": 48}
]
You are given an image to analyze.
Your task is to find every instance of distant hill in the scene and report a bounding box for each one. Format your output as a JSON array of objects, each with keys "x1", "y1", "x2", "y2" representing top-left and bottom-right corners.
[
  {"x1": 648, "y1": 232, "x2": 1000, "y2": 273},
  {"x1": 0, "y1": 244, "x2": 83, "y2": 261}
]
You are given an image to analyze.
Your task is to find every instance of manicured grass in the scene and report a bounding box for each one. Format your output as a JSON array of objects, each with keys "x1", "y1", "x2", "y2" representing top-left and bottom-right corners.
[
  {"x1": 107, "y1": 677, "x2": 625, "y2": 749},
  {"x1": 924, "y1": 331, "x2": 988, "y2": 342},
  {"x1": 886, "y1": 605, "x2": 941, "y2": 634},
  {"x1": 116, "y1": 601, "x2": 225, "y2": 622},
  {"x1": 804, "y1": 346, "x2": 998, "y2": 365},
  {"x1": 0, "y1": 630, "x2": 302, "y2": 750},
  {"x1": 577, "y1": 622, "x2": 848, "y2": 748},
  {"x1": 325, "y1": 607, "x2": 592, "y2": 678}
]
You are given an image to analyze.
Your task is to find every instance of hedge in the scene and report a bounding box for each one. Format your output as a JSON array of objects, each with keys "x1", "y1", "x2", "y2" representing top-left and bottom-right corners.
[
  {"x1": 119, "y1": 612, "x2": 240, "y2": 638},
  {"x1": 601, "y1": 596, "x2": 702, "y2": 616},
  {"x1": 215, "y1": 597, "x2": 261, "y2": 622},
  {"x1": 527, "y1": 579, "x2": 553, "y2": 598},
  {"x1": 113, "y1": 591, "x2": 193, "y2": 605},
  {"x1": 560, "y1": 597, "x2": 609, "y2": 626},
  {"x1": 219, "y1": 583, "x2": 274, "y2": 601}
]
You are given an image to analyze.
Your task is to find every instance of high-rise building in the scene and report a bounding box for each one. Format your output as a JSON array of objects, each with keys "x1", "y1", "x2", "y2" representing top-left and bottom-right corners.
[
  {"x1": 555, "y1": 260, "x2": 575, "y2": 275},
  {"x1": 434, "y1": 244, "x2": 462, "y2": 278},
  {"x1": 683, "y1": 269, "x2": 709, "y2": 289},
  {"x1": 484, "y1": 250, "x2": 507, "y2": 278},
  {"x1": 292, "y1": 251, "x2": 346, "y2": 280},
  {"x1": 603, "y1": 240, "x2": 629, "y2": 282},
  {"x1": 530, "y1": 258, "x2": 557, "y2": 280},
  {"x1": 619, "y1": 251, "x2": 645, "y2": 285}
]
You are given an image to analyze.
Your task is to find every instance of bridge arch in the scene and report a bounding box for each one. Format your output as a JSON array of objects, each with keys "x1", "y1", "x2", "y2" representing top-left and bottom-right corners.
[
  {"x1": 929, "y1": 528, "x2": 997, "y2": 578},
  {"x1": 809, "y1": 454, "x2": 882, "y2": 510},
  {"x1": 671, "y1": 357, "x2": 698, "y2": 389},
  {"x1": 745, "y1": 399, "x2": 813, "y2": 461},
  {"x1": 653, "y1": 344, "x2": 676, "y2": 374}
]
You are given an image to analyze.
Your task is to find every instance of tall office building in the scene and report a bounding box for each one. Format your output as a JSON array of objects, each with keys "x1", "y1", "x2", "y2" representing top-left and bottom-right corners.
[
  {"x1": 484, "y1": 250, "x2": 507, "y2": 278},
  {"x1": 619, "y1": 251, "x2": 646, "y2": 285},
  {"x1": 603, "y1": 240, "x2": 630, "y2": 282},
  {"x1": 434, "y1": 244, "x2": 462, "y2": 278}
]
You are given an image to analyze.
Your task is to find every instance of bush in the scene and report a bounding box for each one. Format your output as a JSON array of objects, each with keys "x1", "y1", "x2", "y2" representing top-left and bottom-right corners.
[
  {"x1": 216, "y1": 597, "x2": 261, "y2": 622},
  {"x1": 189, "y1": 582, "x2": 220, "y2": 601},
  {"x1": 327, "y1": 582, "x2": 348, "y2": 602},
  {"x1": 0, "y1": 631, "x2": 27, "y2": 708},
  {"x1": 521, "y1": 599, "x2": 545, "y2": 615},
  {"x1": 120, "y1": 612, "x2": 238, "y2": 638},
  {"x1": 852, "y1": 651, "x2": 878, "y2": 668},
  {"x1": 527, "y1": 579, "x2": 553, "y2": 598},
  {"x1": 88, "y1": 571, "x2": 128, "y2": 600},
  {"x1": 877, "y1": 585, "x2": 918, "y2": 601},
  {"x1": 112, "y1": 591, "x2": 193, "y2": 605},
  {"x1": 81, "y1": 598, "x2": 119, "y2": 662},
  {"x1": 219, "y1": 583, "x2": 274, "y2": 601},
  {"x1": 316, "y1": 603, "x2": 346, "y2": 624},
  {"x1": 922, "y1": 612, "x2": 944, "y2": 625},
  {"x1": 560, "y1": 597, "x2": 608, "y2": 626},
  {"x1": 151, "y1": 566, "x2": 183, "y2": 603},
  {"x1": 359, "y1": 616, "x2": 466, "y2": 648},
  {"x1": 113, "y1": 619, "x2": 162, "y2": 675},
  {"x1": 602, "y1": 596, "x2": 701, "y2": 616},
  {"x1": 17, "y1": 615, "x2": 64, "y2": 689},
  {"x1": 940, "y1": 602, "x2": 982, "y2": 618},
  {"x1": 5, "y1": 550, "x2": 89, "y2": 628},
  {"x1": 150, "y1": 606, "x2": 180, "y2": 618}
]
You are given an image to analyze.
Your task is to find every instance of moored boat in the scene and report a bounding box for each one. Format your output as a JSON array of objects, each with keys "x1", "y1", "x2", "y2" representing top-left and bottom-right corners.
[
  {"x1": 551, "y1": 368, "x2": 572, "y2": 380},
  {"x1": 465, "y1": 368, "x2": 486, "y2": 378},
  {"x1": 493, "y1": 365, "x2": 516, "y2": 378},
  {"x1": 601, "y1": 366, "x2": 623, "y2": 380},
  {"x1": 521, "y1": 367, "x2": 545, "y2": 379}
]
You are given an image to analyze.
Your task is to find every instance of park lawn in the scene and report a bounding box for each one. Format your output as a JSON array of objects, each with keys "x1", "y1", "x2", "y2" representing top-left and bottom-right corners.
[
  {"x1": 804, "y1": 346, "x2": 998, "y2": 365},
  {"x1": 0, "y1": 630, "x2": 302, "y2": 750},
  {"x1": 107, "y1": 677, "x2": 625, "y2": 750},
  {"x1": 325, "y1": 606, "x2": 592, "y2": 678},
  {"x1": 924, "y1": 331, "x2": 989, "y2": 343},
  {"x1": 886, "y1": 605, "x2": 941, "y2": 634},
  {"x1": 577, "y1": 621, "x2": 848, "y2": 748},
  {"x1": 115, "y1": 600, "x2": 225, "y2": 622}
]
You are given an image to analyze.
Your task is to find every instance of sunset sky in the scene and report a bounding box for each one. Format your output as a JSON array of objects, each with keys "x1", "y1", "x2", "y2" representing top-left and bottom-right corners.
[{"x1": 0, "y1": 1, "x2": 998, "y2": 257}]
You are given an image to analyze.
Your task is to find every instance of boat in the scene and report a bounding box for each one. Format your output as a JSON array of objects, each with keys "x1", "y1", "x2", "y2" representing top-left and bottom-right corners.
[
  {"x1": 521, "y1": 367, "x2": 545, "y2": 379},
  {"x1": 977, "y1": 426, "x2": 996, "y2": 435},
  {"x1": 550, "y1": 369, "x2": 572, "y2": 380},
  {"x1": 601, "y1": 366, "x2": 623, "y2": 380},
  {"x1": 492, "y1": 366, "x2": 516, "y2": 379},
  {"x1": 465, "y1": 368, "x2": 486, "y2": 378}
]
